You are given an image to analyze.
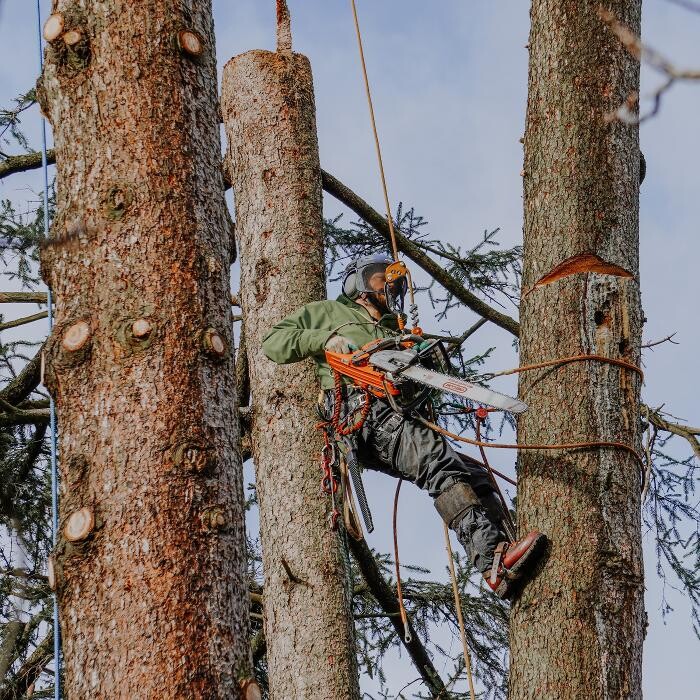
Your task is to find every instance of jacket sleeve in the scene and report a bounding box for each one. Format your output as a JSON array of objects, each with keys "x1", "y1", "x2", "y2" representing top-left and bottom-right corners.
[{"x1": 261, "y1": 304, "x2": 336, "y2": 365}]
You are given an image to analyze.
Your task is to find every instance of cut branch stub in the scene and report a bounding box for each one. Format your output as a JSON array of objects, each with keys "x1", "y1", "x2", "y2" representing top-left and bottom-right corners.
[
  {"x1": 177, "y1": 30, "x2": 204, "y2": 59},
  {"x1": 43, "y1": 14, "x2": 64, "y2": 42},
  {"x1": 202, "y1": 327, "x2": 227, "y2": 359},
  {"x1": 201, "y1": 507, "x2": 227, "y2": 530},
  {"x1": 172, "y1": 440, "x2": 210, "y2": 473},
  {"x1": 64, "y1": 507, "x2": 95, "y2": 542},
  {"x1": 63, "y1": 29, "x2": 83, "y2": 47},
  {"x1": 47, "y1": 555, "x2": 56, "y2": 590},
  {"x1": 61, "y1": 320, "x2": 91, "y2": 352},
  {"x1": 239, "y1": 678, "x2": 262, "y2": 700},
  {"x1": 131, "y1": 318, "x2": 152, "y2": 340}
]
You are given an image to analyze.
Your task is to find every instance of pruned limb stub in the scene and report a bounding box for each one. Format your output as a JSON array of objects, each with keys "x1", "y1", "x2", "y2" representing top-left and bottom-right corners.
[
  {"x1": 47, "y1": 555, "x2": 56, "y2": 590},
  {"x1": 63, "y1": 29, "x2": 83, "y2": 47},
  {"x1": 131, "y1": 318, "x2": 152, "y2": 339},
  {"x1": 64, "y1": 507, "x2": 95, "y2": 542},
  {"x1": 202, "y1": 327, "x2": 227, "y2": 358},
  {"x1": 239, "y1": 678, "x2": 262, "y2": 700},
  {"x1": 43, "y1": 14, "x2": 64, "y2": 42},
  {"x1": 61, "y1": 320, "x2": 91, "y2": 352},
  {"x1": 177, "y1": 30, "x2": 204, "y2": 58}
]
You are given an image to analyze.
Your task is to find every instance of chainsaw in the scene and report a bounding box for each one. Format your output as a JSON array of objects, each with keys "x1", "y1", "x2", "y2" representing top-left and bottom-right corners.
[{"x1": 325, "y1": 335, "x2": 528, "y2": 414}]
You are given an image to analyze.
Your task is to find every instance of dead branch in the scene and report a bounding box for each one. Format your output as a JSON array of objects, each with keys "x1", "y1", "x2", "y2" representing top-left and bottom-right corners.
[
  {"x1": 321, "y1": 170, "x2": 520, "y2": 338},
  {"x1": 348, "y1": 535, "x2": 448, "y2": 698},
  {"x1": 0, "y1": 292, "x2": 49, "y2": 304},
  {"x1": 642, "y1": 333, "x2": 678, "y2": 350},
  {"x1": 0, "y1": 632, "x2": 52, "y2": 700},
  {"x1": 643, "y1": 403, "x2": 700, "y2": 460},
  {"x1": 599, "y1": 7, "x2": 700, "y2": 123},
  {"x1": 426, "y1": 318, "x2": 489, "y2": 348},
  {"x1": 0, "y1": 349, "x2": 42, "y2": 406},
  {"x1": 0, "y1": 149, "x2": 55, "y2": 181},
  {"x1": 0, "y1": 311, "x2": 48, "y2": 332}
]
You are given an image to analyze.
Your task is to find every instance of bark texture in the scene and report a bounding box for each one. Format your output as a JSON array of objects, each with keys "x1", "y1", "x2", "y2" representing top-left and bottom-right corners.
[
  {"x1": 222, "y1": 51, "x2": 360, "y2": 700},
  {"x1": 37, "y1": 1, "x2": 250, "y2": 697},
  {"x1": 511, "y1": 2, "x2": 644, "y2": 698}
]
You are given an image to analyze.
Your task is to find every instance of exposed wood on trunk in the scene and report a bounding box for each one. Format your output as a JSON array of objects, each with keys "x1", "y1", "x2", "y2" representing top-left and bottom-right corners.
[
  {"x1": 321, "y1": 169, "x2": 521, "y2": 337},
  {"x1": 36, "y1": 1, "x2": 250, "y2": 696},
  {"x1": 223, "y1": 50, "x2": 360, "y2": 699},
  {"x1": 348, "y1": 536, "x2": 447, "y2": 697},
  {"x1": 510, "y1": 2, "x2": 644, "y2": 698}
]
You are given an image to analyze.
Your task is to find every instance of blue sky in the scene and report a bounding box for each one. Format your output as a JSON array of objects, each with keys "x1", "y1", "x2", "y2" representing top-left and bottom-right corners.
[{"x1": 1, "y1": 0, "x2": 698, "y2": 696}]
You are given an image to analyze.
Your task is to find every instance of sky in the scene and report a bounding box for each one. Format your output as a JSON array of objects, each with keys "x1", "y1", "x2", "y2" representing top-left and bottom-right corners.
[{"x1": 1, "y1": 0, "x2": 699, "y2": 697}]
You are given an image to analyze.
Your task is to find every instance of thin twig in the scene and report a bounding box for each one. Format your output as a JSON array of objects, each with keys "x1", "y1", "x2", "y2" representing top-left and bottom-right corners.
[
  {"x1": 599, "y1": 7, "x2": 700, "y2": 123},
  {"x1": 642, "y1": 333, "x2": 678, "y2": 350}
]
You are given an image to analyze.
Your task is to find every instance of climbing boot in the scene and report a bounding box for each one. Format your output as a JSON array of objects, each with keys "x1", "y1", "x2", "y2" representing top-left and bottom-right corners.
[
  {"x1": 434, "y1": 481, "x2": 506, "y2": 574},
  {"x1": 485, "y1": 530, "x2": 547, "y2": 599}
]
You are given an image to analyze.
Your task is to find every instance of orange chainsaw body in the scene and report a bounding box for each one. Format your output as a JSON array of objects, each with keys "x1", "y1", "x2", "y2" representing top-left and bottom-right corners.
[{"x1": 325, "y1": 338, "x2": 407, "y2": 397}]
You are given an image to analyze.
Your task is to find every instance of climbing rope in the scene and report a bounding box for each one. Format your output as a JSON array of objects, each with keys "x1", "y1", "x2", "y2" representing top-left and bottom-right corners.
[
  {"x1": 391, "y1": 479, "x2": 412, "y2": 644},
  {"x1": 35, "y1": 2, "x2": 61, "y2": 698},
  {"x1": 349, "y1": 0, "x2": 399, "y2": 260},
  {"x1": 421, "y1": 354, "x2": 644, "y2": 465},
  {"x1": 443, "y1": 522, "x2": 477, "y2": 700},
  {"x1": 349, "y1": 0, "x2": 419, "y2": 333}
]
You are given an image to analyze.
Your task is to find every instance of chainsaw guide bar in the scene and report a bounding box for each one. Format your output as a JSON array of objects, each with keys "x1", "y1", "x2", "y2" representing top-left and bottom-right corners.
[{"x1": 326, "y1": 340, "x2": 528, "y2": 414}]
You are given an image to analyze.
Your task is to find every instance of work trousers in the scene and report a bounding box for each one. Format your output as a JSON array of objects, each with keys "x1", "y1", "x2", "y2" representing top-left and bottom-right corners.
[{"x1": 322, "y1": 388, "x2": 507, "y2": 573}]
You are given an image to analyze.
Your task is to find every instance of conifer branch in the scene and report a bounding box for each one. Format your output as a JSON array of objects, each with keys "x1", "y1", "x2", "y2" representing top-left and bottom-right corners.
[
  {"x1": 0, "y1": 311, "x2": 48, "y2": 332},
  {"x1": 0, "y1": 149, "x2": 55, "y2": 181},
  {"x1": 347, "y1": 535, "x2": 448, "y2": 698},
  {"x1": 321, "y1": 170, "x2": 521, "y2": 337}
]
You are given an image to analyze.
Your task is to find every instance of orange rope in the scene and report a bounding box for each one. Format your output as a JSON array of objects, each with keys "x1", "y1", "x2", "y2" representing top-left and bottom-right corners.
[
  {"x1": 392, "y1": 479, "x2": 412, "y2": 644},
  {"x1": 488, "y1": 353, "x2": 644, "y2": 381},
  {"x1": 417, "y1": 415, "x2": 643, "y2": 464}
]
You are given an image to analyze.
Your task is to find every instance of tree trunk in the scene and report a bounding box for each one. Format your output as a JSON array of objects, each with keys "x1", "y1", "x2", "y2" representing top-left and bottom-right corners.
[
  {"x1": 510, "y1": 2, "x2": 644, "y2": 698},
  {"x1": 222, "y1": 50, "x2": 361, "y2": 699},
  {"x1": 37, "y1": 2, "x2": 251, "y2": 697}
]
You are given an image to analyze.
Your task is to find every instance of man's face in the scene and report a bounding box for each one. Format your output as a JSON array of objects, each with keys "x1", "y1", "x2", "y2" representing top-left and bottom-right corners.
[{"x1": 365, "y1": 271, "x2": 389, "y2": 310}]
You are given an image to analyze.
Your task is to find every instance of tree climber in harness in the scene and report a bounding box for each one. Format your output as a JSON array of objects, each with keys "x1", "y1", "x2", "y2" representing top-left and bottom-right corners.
[{"x1": 262, "y1": 253, "x2": 547, "y2": 598}]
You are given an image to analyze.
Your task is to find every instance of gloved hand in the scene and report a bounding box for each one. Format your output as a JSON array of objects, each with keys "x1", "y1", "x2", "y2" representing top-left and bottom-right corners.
[{"x1": 325, "y1": 334, "x2": 357, "y2": 354}]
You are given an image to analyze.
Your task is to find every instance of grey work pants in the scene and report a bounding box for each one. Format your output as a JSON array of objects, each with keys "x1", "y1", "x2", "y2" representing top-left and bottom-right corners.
[{"x1": 323, "y1": 388, "x2": 507, "y2": 573}]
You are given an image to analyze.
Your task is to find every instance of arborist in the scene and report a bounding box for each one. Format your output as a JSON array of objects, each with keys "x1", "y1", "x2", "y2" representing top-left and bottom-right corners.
[{"x1": 262, "y1": 253, "x2": 546, "y2": 598}]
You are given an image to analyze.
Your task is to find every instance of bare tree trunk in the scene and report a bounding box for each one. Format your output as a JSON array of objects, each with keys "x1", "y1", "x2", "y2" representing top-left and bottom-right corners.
[
  {"x1": 37, "y1": 2, "x2": 251, "y2": 696},
  {"x1": 510, "y1": 2, "x2": 644, "y2": 698},
  {"x1": 222, "y1": 48, "x2": 360, "y2": 699}
]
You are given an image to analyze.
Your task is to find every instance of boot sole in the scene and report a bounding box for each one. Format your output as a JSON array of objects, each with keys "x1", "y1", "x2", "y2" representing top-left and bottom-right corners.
[{"x1": 495, "y1": 533, "x2": 548, "y2": 600}]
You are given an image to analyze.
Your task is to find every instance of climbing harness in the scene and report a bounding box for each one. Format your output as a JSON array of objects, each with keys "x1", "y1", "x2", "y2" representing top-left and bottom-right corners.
[{"x1": 35, "y1": 2, "x2": 62, "y2": 698}]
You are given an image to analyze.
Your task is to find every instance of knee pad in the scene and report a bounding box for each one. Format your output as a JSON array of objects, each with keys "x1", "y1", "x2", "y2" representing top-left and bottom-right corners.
[{"x1": 433, "y1": 481, "x2": 481, "y2": 528}]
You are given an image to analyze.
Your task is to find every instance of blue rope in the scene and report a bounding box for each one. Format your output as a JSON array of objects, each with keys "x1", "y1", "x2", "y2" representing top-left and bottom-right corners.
[{"x1": 35, "y1": 2, "x2": 61, "y2": 698}]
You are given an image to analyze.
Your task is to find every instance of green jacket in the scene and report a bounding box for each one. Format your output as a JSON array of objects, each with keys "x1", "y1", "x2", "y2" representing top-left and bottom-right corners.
[{"x1": 262, "y1": 294, "x2": 400, "y2": 390}]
